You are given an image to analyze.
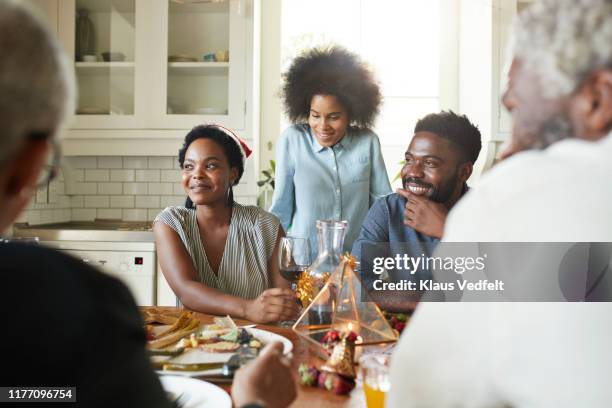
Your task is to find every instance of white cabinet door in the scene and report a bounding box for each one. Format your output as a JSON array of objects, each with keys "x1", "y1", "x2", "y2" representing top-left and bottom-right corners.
[
  {"x1": 148, "y1": 0, "x2": 247, "y2": 130},
  {"x1": 58, "y1": 0, "x2": 147, "y2": 129}
]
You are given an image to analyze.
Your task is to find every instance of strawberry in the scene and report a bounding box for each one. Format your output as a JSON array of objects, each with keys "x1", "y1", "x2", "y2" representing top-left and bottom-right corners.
[
  {"x1": 321, "y1": 372, "x2": 355, "y2": 395},
  {"x1": 346, "y1": 331, "x2": 358, "y2": 343},
  {"x1": 390, "y1": 316, "x2": 398, "y2": 326},
  {"x1": 395, "y1": 322, "x2": 406, "y2": 333}
]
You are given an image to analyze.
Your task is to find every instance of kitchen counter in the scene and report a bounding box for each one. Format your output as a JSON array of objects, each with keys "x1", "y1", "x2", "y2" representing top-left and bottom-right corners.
[{"x1": 13, "y1": 221, "x2": 155, "y2": 242}]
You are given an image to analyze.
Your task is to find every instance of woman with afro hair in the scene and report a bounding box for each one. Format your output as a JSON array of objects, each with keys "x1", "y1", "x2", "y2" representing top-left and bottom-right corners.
[{"x1": 270, "y1": 46, "x2": 391, "y2": 257}]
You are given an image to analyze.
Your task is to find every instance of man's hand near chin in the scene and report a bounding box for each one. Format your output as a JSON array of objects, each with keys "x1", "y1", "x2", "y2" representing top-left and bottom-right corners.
[
  {"x1": 396, "y1": 189, "x2": 448, "y2": 239},
  {"x1": 232, "y1": 341, "x2": 297, "y2": 408}
]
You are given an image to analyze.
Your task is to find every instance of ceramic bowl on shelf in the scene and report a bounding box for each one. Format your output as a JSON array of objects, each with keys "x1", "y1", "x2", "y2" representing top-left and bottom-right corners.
[
  {"x1": 82, "y1": 54, "x2": 97, "y2": 62},
  {"x1": 101, "y1": 52, "x2": 126, "y2": 62}
]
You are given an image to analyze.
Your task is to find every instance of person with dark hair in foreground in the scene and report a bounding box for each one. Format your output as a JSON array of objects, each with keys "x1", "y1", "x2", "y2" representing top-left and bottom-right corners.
[
  {"x1": 154, "y1": 124, "x2": 298, "y2": 323},
  {"x1": 270, "y1": 45, "x2": 391, "y2": 259},
  {"x1": 351, "y1": 111, "x2": 482, "y2": 311},
  {"x1": 0, "y1": 2, "x2": 296, "y2": 407}
]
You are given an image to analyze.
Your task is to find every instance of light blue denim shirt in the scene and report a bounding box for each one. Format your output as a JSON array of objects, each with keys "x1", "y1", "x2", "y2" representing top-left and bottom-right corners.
[{"x1": 270, "y1": 124, "x2": 392, "y2": 258}]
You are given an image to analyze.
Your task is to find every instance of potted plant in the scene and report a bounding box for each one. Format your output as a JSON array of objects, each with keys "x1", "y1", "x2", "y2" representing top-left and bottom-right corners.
[{"x1": 257, "y1": 160, "x2": 275, "y2": 210}]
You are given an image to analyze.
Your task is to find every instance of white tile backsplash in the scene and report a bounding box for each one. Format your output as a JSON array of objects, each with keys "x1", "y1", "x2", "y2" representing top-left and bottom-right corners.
[
  {"x1": 72, "y1": 208, "x2": 96, "y2": 221},
  {"x1": 98, "y1": 157, "x2": 123, "y2": 168},
  {"x1": 160, "y1": 195, "x2": 185, "y2": 208},
  {"x1": 75, "y1": 182, "x2": 97, "y2": 195},
  {"x1": 73, "y1": 169, "x2": 84, "y2": 182},
  {"x1": 124, "y1": 182, "x2": 148, "y2": 195},
  {"x1": 18, "y1": 155, "x2": 256, "y2": 225},
  {"x1": 85, "y1": 169, "x2": 110, "y2": 182},
  {"x1": 123, "y1": 156, "x2": 149, "y2": 169},
  {"x1": 136, "y1": 196, "x2": 160, "y2": 209},
  {"x1": 148, "y1": 157, "x2": 173, "y2": 169},
  {"x1": 148, "y1": 183, "x2": 174, "y2": 195},
  {"x1": 71, "y1": 196, "x2": 84, "y2": 208},
  {"x1": 66, "y1": 156, "x2": 97, "y2": 169},
  {"x1": 110, "y1": 169, "x2": 135, "y2": 182},
  {"x1": 135, "y1": 169, "x2": 160, "y2": 182},
  {"x1": 85, "y1": 195, "x2": 109, "y2": 208},
  {"x1": 110, "y1": 195, "x2": 135, "y2": 208},
  {"x1": 123, "y1": 208, "x2": 148, "y2": 222},
  {"x1": 173, "y1": 184, "x2": 185, "y2": 195},
  {"x1": 98, "y1": 182, "x2": 123, "y2": 195},
  {"x1": 97, "y1": 209, "x2": 122, "y2": 220},
  {"x1": 148, "y1": 209, "x2": 163, "y2": 220},
  {"x1": 161, "y1": 169, "x2": 181, "y2": 182}
]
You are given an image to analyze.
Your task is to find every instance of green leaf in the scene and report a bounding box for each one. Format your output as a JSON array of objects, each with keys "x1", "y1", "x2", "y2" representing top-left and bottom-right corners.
[
  {"x1": 257, "y1": 180, "x2": 266, "y2": 187},
  {"x1": 270, "y1": 160, "x2": 276, "y2": 172},
  {"x1": 262, "y1": 170, "x2": 271, "y2": 178}
]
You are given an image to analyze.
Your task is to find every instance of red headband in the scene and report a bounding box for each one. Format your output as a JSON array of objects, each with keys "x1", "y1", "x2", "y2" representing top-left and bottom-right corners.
[{"x1": 213, "y1": 124, "x2": 252, "y2": 158}]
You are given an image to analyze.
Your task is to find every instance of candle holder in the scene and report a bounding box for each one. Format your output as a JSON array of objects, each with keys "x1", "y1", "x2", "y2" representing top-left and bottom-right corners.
[{"x1": 292, "y1": 254, "x2": 398, "y2": 359}]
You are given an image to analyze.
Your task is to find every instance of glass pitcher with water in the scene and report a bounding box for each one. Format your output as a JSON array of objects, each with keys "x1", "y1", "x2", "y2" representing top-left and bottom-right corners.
[{"x1": 296, "y1": 220, "x2": 348, "y2": 313}]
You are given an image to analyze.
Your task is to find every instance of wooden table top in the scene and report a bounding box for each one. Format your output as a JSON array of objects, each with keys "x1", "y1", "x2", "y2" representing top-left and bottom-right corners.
[{"x1": 144, "y1": 306, "x2": 367, "y2": 408}]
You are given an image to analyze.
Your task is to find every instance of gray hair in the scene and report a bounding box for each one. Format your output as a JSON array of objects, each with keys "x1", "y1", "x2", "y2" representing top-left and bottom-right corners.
[
  {"x1": 514, "y1": 0, "x2": 612, "y2": 99},
  {"x1": 0, "y1": 0, "x2": 74, "y2": 164}
]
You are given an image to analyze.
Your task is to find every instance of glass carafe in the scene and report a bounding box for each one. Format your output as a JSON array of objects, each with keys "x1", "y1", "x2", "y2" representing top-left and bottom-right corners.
[{"x1": 296, "y1": 220, "x2": 348, "y2": 310}]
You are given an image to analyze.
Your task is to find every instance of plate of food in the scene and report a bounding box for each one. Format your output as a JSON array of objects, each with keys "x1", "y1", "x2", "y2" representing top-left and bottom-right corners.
[
  {"x1": 145, "y1": 312, "x2": 292, "y2": 377},
  {"x1": 160, "y1": 375, "x2": 231, "y2": 408}
]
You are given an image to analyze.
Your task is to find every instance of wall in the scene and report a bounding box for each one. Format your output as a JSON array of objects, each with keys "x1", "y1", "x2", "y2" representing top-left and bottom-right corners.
[
  {"x1": 258, "y1": 0, "x2": 282, "y2": 177},
  {"x1": 19, "y1": 155, "x2": 256, "y2": 225}
]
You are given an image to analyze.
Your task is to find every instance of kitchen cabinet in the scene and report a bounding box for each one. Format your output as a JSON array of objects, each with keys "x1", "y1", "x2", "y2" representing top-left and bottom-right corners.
[{"x1": 35, "y1": 0, "x2": 256, "y2": 155}]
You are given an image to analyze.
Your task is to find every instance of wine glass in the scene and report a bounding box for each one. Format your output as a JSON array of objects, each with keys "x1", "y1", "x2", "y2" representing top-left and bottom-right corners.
[{"x1": 278, "y1": 236, "x2": 311, "y2": 326}]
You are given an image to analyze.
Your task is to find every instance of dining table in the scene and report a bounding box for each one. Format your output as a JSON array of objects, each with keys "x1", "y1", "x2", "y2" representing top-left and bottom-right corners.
[{"x1": 143, "y1": 306, "x2": 370, "y2": 408}]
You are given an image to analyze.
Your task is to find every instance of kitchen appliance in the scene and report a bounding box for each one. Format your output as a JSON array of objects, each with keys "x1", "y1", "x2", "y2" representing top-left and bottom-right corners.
[{"x1": 12, "y1": 221, "x2": 176, "y2": 306}]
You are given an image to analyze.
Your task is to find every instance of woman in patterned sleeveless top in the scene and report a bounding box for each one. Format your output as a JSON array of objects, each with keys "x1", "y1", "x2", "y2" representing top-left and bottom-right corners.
[{"x1": 154, "y1": 125, "x2": 298, "y2": 323}]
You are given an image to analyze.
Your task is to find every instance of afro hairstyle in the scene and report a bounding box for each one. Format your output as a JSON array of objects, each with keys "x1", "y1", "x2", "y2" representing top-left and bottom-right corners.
[
  {"x1": 282, "y1": 45, "x2": 382, "y2": 129},
  {"x1": 414, "y1": 111, "x2": 482, "y2": 164}
]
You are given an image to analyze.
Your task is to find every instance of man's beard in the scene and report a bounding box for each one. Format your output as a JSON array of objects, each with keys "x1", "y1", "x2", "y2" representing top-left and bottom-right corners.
[
  {"x1": 402, "y1": 167, "x2": 460, "y2": 205},
  {"x1": 531, "y1": 113, "x2": 574, "y2": 150}
]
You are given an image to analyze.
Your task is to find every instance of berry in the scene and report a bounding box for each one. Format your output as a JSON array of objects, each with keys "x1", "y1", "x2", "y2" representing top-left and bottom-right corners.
[{"x1": 395, "y1": 322, "x2": 406, "y2": 333}]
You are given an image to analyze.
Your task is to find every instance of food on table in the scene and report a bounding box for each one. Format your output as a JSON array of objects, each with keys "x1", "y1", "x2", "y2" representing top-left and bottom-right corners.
[
  {"x1": 147, "y1": 311, "x2": 200, "y2": 350},
  {"x1": 299, "y1": 330, "x2": 358, "y2": 396},
  {"x1": 382, "y1": 311, "x2": 408, "y2": 334},
  {"x1": 200, "y1": 341, "x2": 240, "y2": 353},
  {"x1": 298, "y1": 363, "x2": 320, "y2": 387},
  {"x1": 318, "y1": 371, "x2": 356, "y2": 395}
]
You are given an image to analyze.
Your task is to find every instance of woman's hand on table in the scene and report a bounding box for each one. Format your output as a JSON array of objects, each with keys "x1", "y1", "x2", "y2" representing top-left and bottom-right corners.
[
  {"x1": 232, "y1": 341, "x2": 296, "y2": 408},
  {"x1": 245, "y1": 288, "x2": 299, "y2": 324}
]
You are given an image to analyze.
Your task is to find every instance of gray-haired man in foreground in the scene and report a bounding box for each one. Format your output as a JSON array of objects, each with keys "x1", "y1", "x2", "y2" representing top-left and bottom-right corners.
[
  {"x1": 0, "y1": 1, "x2": 295, "y2": 407},
  {"x1": 389, "y1": 0, "x2": 612, "y2": 406}
]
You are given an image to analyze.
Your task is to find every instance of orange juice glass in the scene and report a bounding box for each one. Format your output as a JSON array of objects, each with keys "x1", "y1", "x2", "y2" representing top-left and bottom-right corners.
[{"x1": 360, "y1": 354, "x2": 391, "y2": 408}]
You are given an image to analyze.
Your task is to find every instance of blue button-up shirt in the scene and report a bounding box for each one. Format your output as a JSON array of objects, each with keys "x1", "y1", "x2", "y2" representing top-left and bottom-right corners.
[{"x1": 270, "y1": 124, "x2": 392, "y2": 259}]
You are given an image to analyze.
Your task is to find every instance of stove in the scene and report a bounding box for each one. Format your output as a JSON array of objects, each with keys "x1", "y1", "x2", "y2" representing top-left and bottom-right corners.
[{"x1": 12, "y1": 221, "x2": 168, "y2": 306}]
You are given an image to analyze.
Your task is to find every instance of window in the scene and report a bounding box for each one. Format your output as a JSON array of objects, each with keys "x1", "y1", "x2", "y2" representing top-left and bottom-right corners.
[{"x1": 281, "y1": 0, "x2": 456, "y2": 186}]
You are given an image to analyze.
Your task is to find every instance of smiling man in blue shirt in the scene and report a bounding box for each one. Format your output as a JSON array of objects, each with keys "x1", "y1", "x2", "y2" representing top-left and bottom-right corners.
[{"x1": 352, "y1": 111, "x2": 482, "y2": 311}]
